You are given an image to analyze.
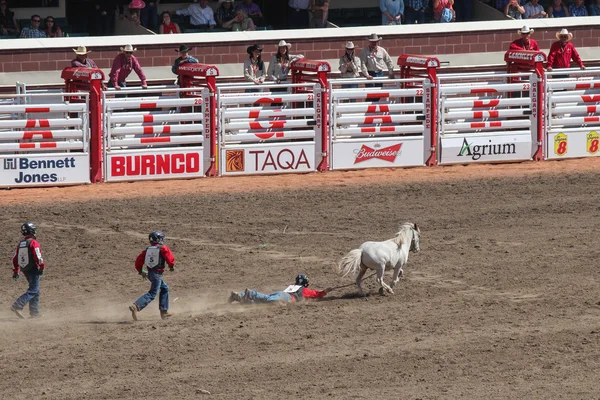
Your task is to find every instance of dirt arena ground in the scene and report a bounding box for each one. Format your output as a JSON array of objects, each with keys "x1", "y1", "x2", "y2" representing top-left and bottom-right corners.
[{"x1": 1, "y1": 159, "x2": 599, "y2": 400}]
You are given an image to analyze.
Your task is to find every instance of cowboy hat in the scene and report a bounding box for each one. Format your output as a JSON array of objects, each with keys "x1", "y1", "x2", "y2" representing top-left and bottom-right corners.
[
  {"x1": 366, "y1": 33, "x2": 382, "y2": 42},
  {"x1": 344, "y1": 41, "x2": 355, "y2": 49},
  {"x1": 73, "y1": 45, "x2": 92, "y2": 55},
  {"x1": 128, "y1": 0, "x2": 146, "y2": 9},
  {"x1": 120, "y1": 44, "x2": 137, "y2": 52},
  {"x1": 517, "y1": 25, "x2": 533, "y2": 35},
  {"x1": 176, "y1": 44, "x2": 193, "y2": 53},
  {"x1": 276, "y1": 40, "x2": 292, "y2": 49},
  {"x1": 556, "y1": 28, "x2": 573, "y2": 41},
  {"x1": 247, "y1": 44, "x2": 263, "y2": 54}
]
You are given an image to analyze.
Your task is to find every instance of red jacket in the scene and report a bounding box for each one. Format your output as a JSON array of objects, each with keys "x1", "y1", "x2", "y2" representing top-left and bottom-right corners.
[
  {"x1": 299, "y1": 287, "x2": 327, "y2": 300},
  {"x1": 12, "y1": 235, "x2": 45, "y2": 274},
  {"x1": 547, "y1": 41, "x2": 584, "y2": 69},
  {"x1": 135, "y1": 245, "x2": 175, "y2": 274},
  {"x1": 508, "y1": 38, "x2": 540, "y2": 52}
]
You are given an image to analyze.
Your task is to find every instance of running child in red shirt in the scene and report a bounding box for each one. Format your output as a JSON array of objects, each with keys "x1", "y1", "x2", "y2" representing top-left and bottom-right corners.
[
  {"x1": 11, "y1": 222, "x2": 45, "y2": 319},
  {"x1": 129, "y1": 231, "x2": 175, "y2": 321}
]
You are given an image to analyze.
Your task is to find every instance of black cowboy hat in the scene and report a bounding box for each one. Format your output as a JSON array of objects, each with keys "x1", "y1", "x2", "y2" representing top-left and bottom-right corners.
[
  {"x1": 246, "y1": 44, "x2": 263, "y2": 55},
  {"x1": 176, "y1": 44, "x2": 193, "y2": 53}
]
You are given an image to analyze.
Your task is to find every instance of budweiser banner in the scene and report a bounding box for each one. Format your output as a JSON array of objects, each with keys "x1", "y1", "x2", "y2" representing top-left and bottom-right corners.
[{"x1": 330, "y1": 138, "x2": 425, "y2": 170}]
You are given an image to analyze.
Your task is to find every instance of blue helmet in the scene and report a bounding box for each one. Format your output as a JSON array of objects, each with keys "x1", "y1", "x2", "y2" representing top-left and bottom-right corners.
[
  {"x1": 149, "y1": 231, "x2": 165, "y2": 244},
  {"x1": 295, "y1": 274, "x2": 309, "y2": 287},
  {"x1": 21, "y1": 222, "x2": 37, "y2": 236}
]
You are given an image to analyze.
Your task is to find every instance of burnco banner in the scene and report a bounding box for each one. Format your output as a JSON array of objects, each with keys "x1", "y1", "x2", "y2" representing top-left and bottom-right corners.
[
  {"x1": 440, "y1": 134, "x2": 533, "y2": 164},
  {"x1": 330, "y1": 138, "x2": 425, "y2": 170},
  {"x1": 0, "y1": 154, "x2": 90, "y2": 188},
  {"x1": 106, "y1": 149, "x2": 205, "y2": 182}
]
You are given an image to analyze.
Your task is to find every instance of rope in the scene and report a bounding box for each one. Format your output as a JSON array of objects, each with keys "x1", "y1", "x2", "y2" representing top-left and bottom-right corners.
[{"x1": 327, "y1": 271, "x2": 377, "y2": 292}]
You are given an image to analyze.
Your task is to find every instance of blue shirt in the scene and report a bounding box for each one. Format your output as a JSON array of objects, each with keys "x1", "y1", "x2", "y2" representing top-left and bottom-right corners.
[
  {"x1": 20, "y1": 26, "x2": 47, "y2": 38},
  {"x1": 407, "y1": 0, "x2": 429, "y2": 10},
  {"x1": 380, "y1": 0, "x2": 405, "y2": 24},
  {"x1": 568, "y1": 4, "x2": 588, "y2": 16}
]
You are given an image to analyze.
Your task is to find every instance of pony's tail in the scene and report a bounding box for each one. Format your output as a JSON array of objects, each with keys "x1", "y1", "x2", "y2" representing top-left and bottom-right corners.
[{"x1": 337, "y1": 248, "x2": 363, "y2": 278}]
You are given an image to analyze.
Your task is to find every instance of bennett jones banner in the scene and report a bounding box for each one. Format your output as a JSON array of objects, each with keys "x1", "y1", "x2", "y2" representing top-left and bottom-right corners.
[
  {"x1": 221, "y1": 143, "x2": 315, "y2": 175},
  {"x1": 106, "y1": 148, "x2": 205, "y2": 182},
  {"x1": 546, "y1": 131, "x2": 600, "y2": 159},
  {"x1": 330, "y1": 137, "x2": 425, "y2": 170},
  {"x1": 0, "y1": 154, "x2": 90, "y2": 188},
  {"x1": 440, "y1": 134, "x2": 533, "y2": 164}
]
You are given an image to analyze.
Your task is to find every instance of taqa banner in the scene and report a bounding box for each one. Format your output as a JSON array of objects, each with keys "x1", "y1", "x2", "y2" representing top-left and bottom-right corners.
[
  {"x1": 546, "y1": 131, "x2": 600, "y2": 159},
  {"x1": 330, "y1": 138, "x2": 425, "y2": 170},
  {"x1": 221, "y1": 143, "x2": 315, "y2": 175},
  {"x1": 0, "y1": 154, "x2": 90, "y2": 188},
  {"x1": 106, "y1": 149, "x2": 205, "y2": 182},
  {"x1": 440, "y1": 134, "x2": 533, "y2": 164}
]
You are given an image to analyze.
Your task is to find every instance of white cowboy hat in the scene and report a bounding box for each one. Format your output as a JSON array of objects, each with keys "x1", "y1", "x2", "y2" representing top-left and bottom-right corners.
[
  {"x1": 276, "y1": 40, "x2": 292, "y2": 49},
  {"x1": 73, "y1": 45, "x2": 92, "y2": 55},
  {"x1": 120, "y1": 44, "x2": 137, "y2": 52},
  {"x1": 556, "y1": 28, "x2": 573, "y2": 41},
  {"x1": 366, "y1": 33, "x2": 382, "y2": 42},
  {"x1": 344, "y1": 41, "x2": 355, "y2": 49},
  {"x1": 517, "y1": 25, "x2": 533, "y2": 35}
]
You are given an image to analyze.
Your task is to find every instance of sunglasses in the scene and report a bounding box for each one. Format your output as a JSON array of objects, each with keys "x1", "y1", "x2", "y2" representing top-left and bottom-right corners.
[
  {"x1": 32, "y1": 19, "x2": 41, "y2": 22},
  {"x1": 125, "y1": 51, "x2": 133, "y2": 55},
  {"x1": 46, "y1": 20, "x2": 54, "y2": 23},
  {"x1": 559, "y1": 35, "x2": 568, "y2": 39}
]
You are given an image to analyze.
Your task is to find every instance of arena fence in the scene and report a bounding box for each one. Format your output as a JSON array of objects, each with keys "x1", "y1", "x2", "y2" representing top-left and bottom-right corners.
[{"x1": 545, "y1": 68, "x2": 600, "y2": 160}]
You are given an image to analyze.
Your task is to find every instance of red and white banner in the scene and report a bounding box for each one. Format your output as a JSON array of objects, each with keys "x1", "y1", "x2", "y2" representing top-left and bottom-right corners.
[
  {"x1": 330, "y1": 138, "x2": 424, "y2": 170},
  {"x1": 106, "y1": 149, "x2": 205, "y2": 182}
]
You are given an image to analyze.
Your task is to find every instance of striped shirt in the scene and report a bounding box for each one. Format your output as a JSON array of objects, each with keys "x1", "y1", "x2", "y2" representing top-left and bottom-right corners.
[{"x1": 20, "y1": 26, "x2": 47, "y2": 38}]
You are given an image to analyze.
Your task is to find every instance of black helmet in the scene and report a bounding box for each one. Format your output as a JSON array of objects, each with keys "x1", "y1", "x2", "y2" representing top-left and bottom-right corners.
[
  {"x1": 21, "y1": 222, "x2": 37, "y2": 236},
  {"x1": 295, "y1": 274, "x2": 309, "y2": 287},
  {"x1": 149, "y1": 231, "x2": 165, "y2": 244}
]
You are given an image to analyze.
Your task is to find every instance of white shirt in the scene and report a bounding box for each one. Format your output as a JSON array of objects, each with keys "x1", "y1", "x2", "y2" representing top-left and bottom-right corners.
[
  {"x1": 289, "y1": 0, "x2": 310, "y2": 10},
  {"x1": 176, "y1": 4, "x2": 216, "y2": 26},
  {"x1": 524, "y1": 1, "x2": 544, "y2": 18}
]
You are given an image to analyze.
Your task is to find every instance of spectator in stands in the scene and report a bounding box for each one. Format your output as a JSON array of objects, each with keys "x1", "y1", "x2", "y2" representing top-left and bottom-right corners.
[
  {"x1": 493, "y1": 0, "x2": 522, "y2": 11},
  {"x1": 109, "y1": 45, "x2": 148, "y2": 90},
  {"x1": 547, "y1": 0, "x2": 569, "y2": 17},
  {"x1": 20, "y1": 14, "x2": 47, "y2": 38},
  {"x1": 509, "y1": 26, "x2": 540, "y2": 51},
  {"x1": 43, "y1": 16, "x2": 62, "y2": 37},
  {"x1": 433, "y1": 0, "x2": 455, "y2": 22},
  {"x1": 172, "y1": 44, "x2": 199, "y2": 75},
  {"x1": 568, "y1": 0, "x2": 588, "y2": 16},
  {"x1": 359, "y1": 33, "x2": 395, "y2": 88},
  {"x1": 0, "y1": 1, "x2": 19, "y2": 37},
  {"x1": 160, "y1": 11, "x2": 180, "y2": 34},
  {"x1": 129, "y1": 0, "x2": 145, "y2": 25},
  {"x1": 456, "y1": 0, "x2": 471, "y2": 21},
  {"x1": 223, "y1": 9, "x2": 255, "y2": 31},
  {"x1": 71, "y1": 46, "x2": 97, "y2": 68},
  {"x1": 94, "y1": 0, "x2": 124, "y2": 36},
  {"x1": 405, "y1": 0, "x2": 429, "y2": 24},
  {"x1": 244, "y1": 44, "x2": 266, "y2": 86},
  {"x1": 310, "y1": 0, "x2": 329, "y2": 28},
  {"x1": 589, "y1": 0, "x2": 600, "y2": 15},
  {"x1": 236, "y1": 0, "x2": 264, "y2": 26},
  {"x1": 505, "y1": 0, "x2": 525, "y2": 19},
  {"x1": 141, "y1": 0, "x2": 159, "y2": 32},
  {"x1": 339, "y1": 41, "x2": 371, "y2": 80},
  {"x1": 216, "y1": 0, "x2": 235, "y2": 28},
  {"x1": 176, "y1": 0, "x2": 216, "y2": 29},
  {"x1": 380, "y1": 0, "x2": 404, "y2": 25},
  {"x1": 547, "y1": 29, "x2": 585, "y2": 72},
  {"x1": 524, "y1": 0, "x2": 547, "y2": 18},
  {"x1": 288, "y1": 0, "x2": 310, "y2": 29},
  {"x1": 267, "y1": 40, "x2": 304, "y2": 90}
]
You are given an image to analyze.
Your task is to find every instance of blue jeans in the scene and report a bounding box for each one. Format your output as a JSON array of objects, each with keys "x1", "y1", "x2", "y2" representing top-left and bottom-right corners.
[
  {"x1": 134, "y1": 270, "x2": 169, "y2": 311},
  {"x1": 241, "y1": 289, "x2": 293, "y2": 303},
  {"x1": 141, "y1": 3, "x2": 159, "y2": 32},
  {"x1": 367, "y1": 71, "x2": 384, "y2": 88},
  {"x1": 405, "y1": 8, "x2": 425, "y2": 24},
  {"x1": 12, "y1": 271, "x2": 41, "y2": 316}
]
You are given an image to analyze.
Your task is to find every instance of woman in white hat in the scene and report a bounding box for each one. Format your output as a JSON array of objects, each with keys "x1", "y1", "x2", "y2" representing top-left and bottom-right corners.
[
  {"x1": 547, "y1": 28, "x2": 585, "y2": 72},
  {"x1": 71, "y1": 46, "x2": 97, "y2": 68},
  {"x1": 508, "y1": 26, "x2": 539, "y2": 51},
  {"x1": 109, "y1": 44, "x2": 148, "y2": 90},
  {"x1": 339, "y1": 41, "x2": 371, "y2": 80},
  {"x1": 266, "y1": 40, "x2": 304, "y2": 91}
]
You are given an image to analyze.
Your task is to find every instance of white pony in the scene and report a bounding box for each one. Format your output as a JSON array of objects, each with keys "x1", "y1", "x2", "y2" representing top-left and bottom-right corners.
[{"x1": 337, "y1": 222, "x2": 420, "y2": 295}]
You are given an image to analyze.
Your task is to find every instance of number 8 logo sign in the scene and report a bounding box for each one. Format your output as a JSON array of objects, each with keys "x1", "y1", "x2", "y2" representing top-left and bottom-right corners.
[
  {"x1": 587, "y1": 131, "x2": 599, "y2": 155},
  {"x1": 554, "y1": 133, "x2": 567, "y2": 156}
]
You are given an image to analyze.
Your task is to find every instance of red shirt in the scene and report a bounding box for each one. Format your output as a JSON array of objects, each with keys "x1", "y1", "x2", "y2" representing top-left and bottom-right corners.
[
  {"x1": 547, "y1": 41, "x2": 584, "y2": 69},
  {"x1": 300, "y1": 287, "x2": 327, "y2": 299},
  {"x1": 508, "y1": 38, "x2": 540, "y2": 52},
  {"x1": 162, "y1": 22, "x2": 178, "y2": 34},
  {"x1": 12, "y1": 235, "x2": 45, "y2": 274},
  {"x1": 135, "y1": 245, "x2": 175, "y2": 273}
]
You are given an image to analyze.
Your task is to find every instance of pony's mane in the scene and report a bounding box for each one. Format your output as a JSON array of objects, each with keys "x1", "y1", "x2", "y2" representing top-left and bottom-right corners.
[{"x1": 392, "y1": 223, "x2": 414, "y2": 246}]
